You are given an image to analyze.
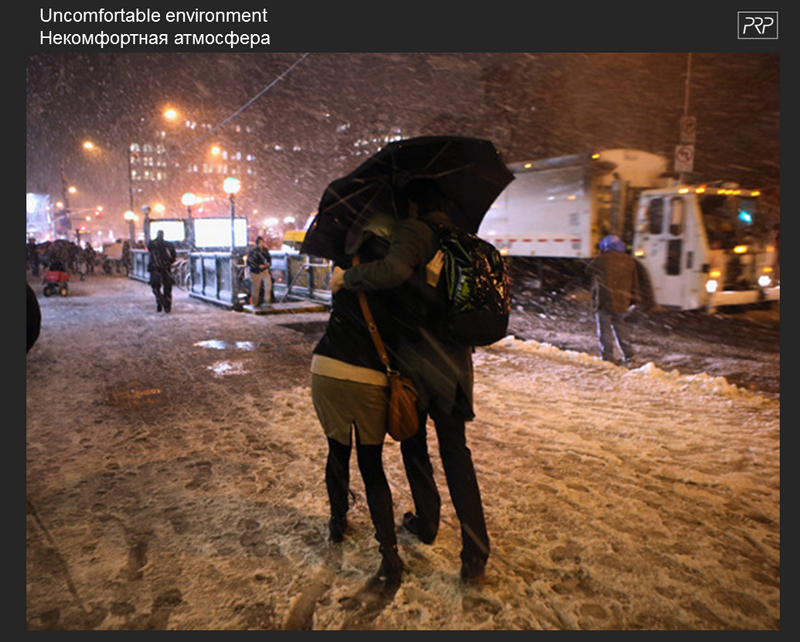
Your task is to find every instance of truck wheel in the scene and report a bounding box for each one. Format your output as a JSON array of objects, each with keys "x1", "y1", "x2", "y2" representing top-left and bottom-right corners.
[
  {"x1": 59, "y1": 285, "x2": 68, "y2": 296},
  {"x1": 43, "y1": 285, "x2": 53, "y2": 297}
]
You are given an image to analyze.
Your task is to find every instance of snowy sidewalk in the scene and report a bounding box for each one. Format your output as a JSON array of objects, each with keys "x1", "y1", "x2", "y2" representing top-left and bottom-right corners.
[{"x1": 26, "y1": 275, "x2": 779, "y2": 630}]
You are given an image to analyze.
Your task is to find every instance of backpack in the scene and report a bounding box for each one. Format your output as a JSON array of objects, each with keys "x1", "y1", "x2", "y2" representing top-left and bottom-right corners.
[{"x1": 425, "y1": 225, "x2": 511, "y2": 346}]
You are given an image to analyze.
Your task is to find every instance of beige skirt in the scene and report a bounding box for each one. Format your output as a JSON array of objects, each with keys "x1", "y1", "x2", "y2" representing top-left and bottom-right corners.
[{"x1": 311, "y1": 373, "x2": 388, "y2": 446}]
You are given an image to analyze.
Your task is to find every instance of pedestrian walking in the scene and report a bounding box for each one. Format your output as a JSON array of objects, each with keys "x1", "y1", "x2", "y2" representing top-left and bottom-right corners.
[
  {"x1": 76, "y1": 247, "x2": 87, "y2": 281},
  {"x1": 83, "y1": 242, "x2": 96, "y2": 274},
  {"x1": 330, "y1": 179, "x2": 491, "y2": 581},
  {"x1": 147, "y1": 230, "x2": 177, "y2": 313},
  {"x1": 247, "y1": 236, "x2": 273, "y2": 307},
  {"x1": 67, "y1": 241, "x2": 81, "y2": 274},
  {"x1": 310, "y1": 224, "x2": 404, "y2": 585},
  {"x1": 121, "y1": 240, "x2": 131, "y2": 276},
  {"x1": 589, "y1": 234, "x2": 640, "y2": 365}
]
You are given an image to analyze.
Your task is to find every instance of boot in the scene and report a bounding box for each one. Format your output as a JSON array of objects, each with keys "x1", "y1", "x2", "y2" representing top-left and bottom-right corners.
[
  {"x1": 328, "y1": 516, "x2": 347, "y2": 543},
  {"x1": 378, "y1": 544, "x2": 403, "y2": 584},
  {"x1": 460, "y1": 556, "x2": 487, "y2": 582},
  {"x1": 402, "y1": 511, "x2": 436, "y2": 544}
]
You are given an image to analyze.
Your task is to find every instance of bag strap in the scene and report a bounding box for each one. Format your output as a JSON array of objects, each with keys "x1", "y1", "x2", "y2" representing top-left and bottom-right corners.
[{"x1": 352, "y1": 255, "x2": 394, "y2": 374}]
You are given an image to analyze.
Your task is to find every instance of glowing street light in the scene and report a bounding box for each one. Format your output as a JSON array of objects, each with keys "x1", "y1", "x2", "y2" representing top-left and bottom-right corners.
[{"x1": 223, "y1": 177, "x2": 240, "y2": 197}]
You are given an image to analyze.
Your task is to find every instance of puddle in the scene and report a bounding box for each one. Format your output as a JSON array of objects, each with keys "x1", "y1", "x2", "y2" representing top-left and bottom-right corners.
[
  {"x1": 208, "y1": 361, "x2": 249, "y2": 377},
  {"x1": 194, "y1": 340, "x2": 257, "y2": 351},
  {"x1": 194, "y1": 340, "x2": 254, "y2": 376}
]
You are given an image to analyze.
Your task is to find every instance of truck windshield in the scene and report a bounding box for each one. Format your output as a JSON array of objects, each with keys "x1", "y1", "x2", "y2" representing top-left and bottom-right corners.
[{"x1": 699, "y1": 193, "x2": 769, "y2": 249}]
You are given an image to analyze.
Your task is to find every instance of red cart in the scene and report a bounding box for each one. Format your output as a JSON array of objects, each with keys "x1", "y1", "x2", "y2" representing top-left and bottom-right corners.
[{"x1": 43, "y1": 270, "x2": 70, "y2": 297}]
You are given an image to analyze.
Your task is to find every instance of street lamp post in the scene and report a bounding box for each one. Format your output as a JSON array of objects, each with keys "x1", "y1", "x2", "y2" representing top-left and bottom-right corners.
[
  {"x1": 127, "y1": 143, "x2": 135, "y2": 211},
  {"x1": 141, "y1": 205, "x2": 152, "y2": 245},
  {"x1": 223, "y1": 177, "x2": 242, "y2": 309},
  {"x1": 124, "y1": 210, "x2": 137, "y2": 245},
  {"x1": 181, "y1": 192, "x2": 196, "y2": 250},
  {"x1": 223, "y1": 177, "x2": 241, "y2": 254},
  {"x1": 57, "y1": 157, "x2": 72, "y2": 240}
]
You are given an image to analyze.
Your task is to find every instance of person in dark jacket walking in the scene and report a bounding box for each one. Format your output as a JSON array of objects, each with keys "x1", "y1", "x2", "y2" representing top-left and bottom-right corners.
[
  {"x1": 330, "y1": 179, "x2": 490, "y2": 581},
  {"x1": 83, "y1": 242, "x2": 96, "y2": 275},
  {"x1": 310, "y1": 222, "x2": 404, "y2": 584},
  {"x1": 247, "y1": 236, "x2": 273, "y2": 307},
  {"x1": 147, "y1": 230, "x2": 177, "y2": 313},
  {"x1": 27, "y1": 238, "x2": 41, "y2": 277},
  {"x1": 589, "y1": 234, "x2": 640, "y2": 365}
]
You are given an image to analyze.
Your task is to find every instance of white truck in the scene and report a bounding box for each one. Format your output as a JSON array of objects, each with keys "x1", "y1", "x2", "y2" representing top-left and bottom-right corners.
[{"x1": 478, "y1": 148, "x2": 779, "y2": 310}]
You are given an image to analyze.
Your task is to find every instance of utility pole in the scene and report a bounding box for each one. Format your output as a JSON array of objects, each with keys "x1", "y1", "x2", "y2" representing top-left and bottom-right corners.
[{"x1": 676, "y1": 53, "x2": 696, "y2": 183}]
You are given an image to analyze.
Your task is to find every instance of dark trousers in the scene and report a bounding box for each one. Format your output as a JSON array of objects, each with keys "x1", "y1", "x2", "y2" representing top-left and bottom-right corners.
[
  {"x1": 326, "y1": 436, "x2": 396, "y2": 547},
  {"x1": 150, "y1": 270, "x2": 173, "y2": 312},
  {"x1": 400, "y1": 405, "x2": 489, "y2": 565},
  {"x1": 595, "y1": 309, "x2": 634, "y2": 363}
]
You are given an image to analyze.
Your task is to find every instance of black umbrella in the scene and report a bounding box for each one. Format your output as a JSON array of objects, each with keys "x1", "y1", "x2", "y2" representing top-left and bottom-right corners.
[{"x1": 301, "y1": 136, "x2": 514, "y2": 263}]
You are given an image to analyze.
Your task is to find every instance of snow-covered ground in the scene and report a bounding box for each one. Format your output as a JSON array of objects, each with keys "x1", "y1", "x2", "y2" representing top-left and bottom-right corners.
[{"x1": 26, "y1": 273, "x2": 779, "y2": 630}]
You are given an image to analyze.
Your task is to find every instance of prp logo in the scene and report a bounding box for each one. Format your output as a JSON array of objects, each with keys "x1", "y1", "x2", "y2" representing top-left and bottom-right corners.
[{"x1": 738, "y1": 11, "x2": 778, "y2": 39}]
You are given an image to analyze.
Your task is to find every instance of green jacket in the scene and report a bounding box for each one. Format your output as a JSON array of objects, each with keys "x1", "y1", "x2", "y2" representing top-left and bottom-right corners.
[{"x1": 589, "y1": 250, "x2": 640, "y2": 312}]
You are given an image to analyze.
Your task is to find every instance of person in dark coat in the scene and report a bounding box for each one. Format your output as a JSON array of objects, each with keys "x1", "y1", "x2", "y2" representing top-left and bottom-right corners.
[
  {"x1": 27, "y1": 282, "x2": 41, "y2": 353},
  {"x1": 27, "y1": 238, "x2": 41, "y2": 277},
  {"x1": 330, "y1": 179, "x2": 490, "y2": 581},
  {"x1": 121, "y1": 240, "x2": 131, "y2": 276},
  {"x1": 589, "y1": 234, "x2": 640, "y2": 365},
  {"x1": 311, "y1": 224, "x2": 404, "y2": 584},
  {"x1": 247, "y1": 236, "x2": 273, "y2": 306},
  {"x1": 147, "y1": 230, "x2": 177, "y2": 313},
  {"x1": 83, "y1": 242, "x2": 96, "y2": 274}
]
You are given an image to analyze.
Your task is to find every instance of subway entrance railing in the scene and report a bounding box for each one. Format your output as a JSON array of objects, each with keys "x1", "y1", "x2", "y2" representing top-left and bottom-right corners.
[{"x1": 130, "y1": 249, "x2": 332, "y2": 309}]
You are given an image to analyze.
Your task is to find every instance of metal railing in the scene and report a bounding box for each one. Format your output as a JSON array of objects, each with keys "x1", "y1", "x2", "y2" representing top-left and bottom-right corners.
[
  {"x1": 271, "y1": 253, "x2": 333, "y2": 304},
  {"x1": 129, "y1": 249, "x2": 332, "y2": 309},
  {"x1": 187, "y1": 252, "x2": 241, "y2": 308},
  {"x1": 174, "y1": 258, "x2": 191, "y2": 289}
]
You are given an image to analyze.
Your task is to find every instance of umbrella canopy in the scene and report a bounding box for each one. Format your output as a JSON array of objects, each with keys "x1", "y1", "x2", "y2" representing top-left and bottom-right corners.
[{"x1": 301, "y1": 136, "x2": 514, "y2": 263}]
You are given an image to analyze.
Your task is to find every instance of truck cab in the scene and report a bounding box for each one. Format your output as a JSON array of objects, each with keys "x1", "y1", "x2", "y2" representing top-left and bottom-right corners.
[
  {"x1": 479, "y1": 149, "x2": 779, "y2": 311},
  {"x1": 633, "y1": 184, "x2": 779, "y2": 310}
]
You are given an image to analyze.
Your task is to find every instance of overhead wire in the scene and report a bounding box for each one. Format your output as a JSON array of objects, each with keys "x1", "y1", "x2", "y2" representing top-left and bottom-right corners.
[{"x1": 163, "y1": 52, "x2": 310, "y2": 159}]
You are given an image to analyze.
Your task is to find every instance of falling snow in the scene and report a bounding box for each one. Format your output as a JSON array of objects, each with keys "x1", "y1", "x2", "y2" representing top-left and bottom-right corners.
[{"x1": 26, "y1": 53, "x2": 780, "y2": 233}]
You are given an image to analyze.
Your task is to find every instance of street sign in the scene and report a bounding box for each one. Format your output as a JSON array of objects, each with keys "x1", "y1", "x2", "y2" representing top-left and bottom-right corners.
[
  {"x1": 680, "y1": 116, "x2": 696, "y2": 143},
  {"x1": 675, "y1": 144, "x2": 695, "y2": 173}
]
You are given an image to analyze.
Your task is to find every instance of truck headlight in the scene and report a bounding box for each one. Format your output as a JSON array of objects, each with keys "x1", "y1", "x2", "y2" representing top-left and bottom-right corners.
[
  {"x1": 758, "y1": 274, "x2": 772, "y2": 288},
  {"x1": 705, "y1": 279, "x2": 719, "y2": 294}
]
